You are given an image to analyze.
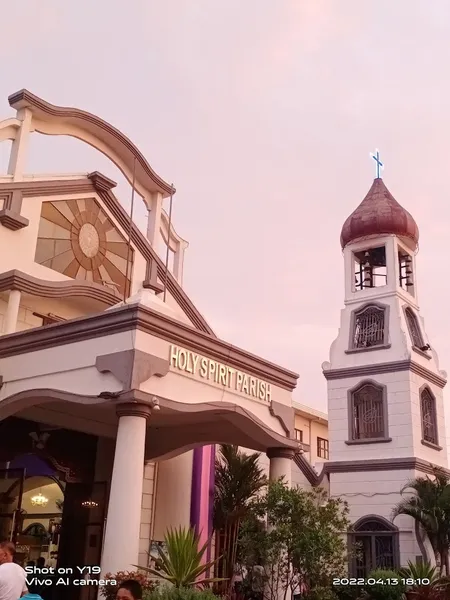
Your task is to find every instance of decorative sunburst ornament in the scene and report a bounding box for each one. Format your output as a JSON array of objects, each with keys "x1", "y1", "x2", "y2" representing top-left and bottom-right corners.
[{"x1": 35, "y1": 198, "x2": 133, "y2": 297}]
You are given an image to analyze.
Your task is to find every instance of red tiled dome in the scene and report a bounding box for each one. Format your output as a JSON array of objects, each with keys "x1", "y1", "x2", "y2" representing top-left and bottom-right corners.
[{"x1": 340, "y1": 178, "x2": 419, "y2": 249}]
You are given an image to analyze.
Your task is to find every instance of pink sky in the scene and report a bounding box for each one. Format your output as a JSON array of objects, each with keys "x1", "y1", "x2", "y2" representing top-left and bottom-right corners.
[{"x1": 1, "y1": 0, "x2": 450, "y2": 420}]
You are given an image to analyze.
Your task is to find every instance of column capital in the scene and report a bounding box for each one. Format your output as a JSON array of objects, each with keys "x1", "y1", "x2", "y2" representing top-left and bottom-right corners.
[
  {"x1": 116, "y1": 402, "x2": 153, "y2": 421},
  {"x1": 267, "y1": 447, "x2": 295, "y2": 460}
]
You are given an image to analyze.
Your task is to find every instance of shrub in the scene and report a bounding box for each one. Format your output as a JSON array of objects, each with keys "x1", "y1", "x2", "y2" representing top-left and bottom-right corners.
[
  {"x1": 333, "y1": 587, "x2": 363, "y2": 600},
  {"x1": 363, "y1": 569, "x2": 405, "y2": 600},
  {"x1": 146, "y1": 585, "x2": 218, "y2": 600},
  {"x1": 100, "y1": 570, "x2": 157, "y2": 600},
  {"x1": 303, "y1": 586, "x2": 339, "y2": 600}
]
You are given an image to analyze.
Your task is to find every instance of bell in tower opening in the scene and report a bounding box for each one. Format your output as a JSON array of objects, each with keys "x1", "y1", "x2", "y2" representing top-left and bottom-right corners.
[{"x1": 354, "y1": 246, "x2": 387, "y2": 290}]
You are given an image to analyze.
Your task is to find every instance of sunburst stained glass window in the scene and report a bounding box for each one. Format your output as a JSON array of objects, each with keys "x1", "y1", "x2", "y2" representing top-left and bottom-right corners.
[{"x1": 35, "y1": 198, "x2": 133, "y2": 297}]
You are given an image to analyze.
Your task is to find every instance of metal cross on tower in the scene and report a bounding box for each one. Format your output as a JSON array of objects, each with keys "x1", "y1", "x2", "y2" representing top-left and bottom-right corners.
[{"x1": 370, "y1": 149, "x2": 384, "y2": 179}]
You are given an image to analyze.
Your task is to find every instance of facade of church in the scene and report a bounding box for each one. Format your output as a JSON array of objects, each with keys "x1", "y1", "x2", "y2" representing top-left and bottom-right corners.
[{"x1": 0, "y1": 88, "x2": 446, "y2": 597}]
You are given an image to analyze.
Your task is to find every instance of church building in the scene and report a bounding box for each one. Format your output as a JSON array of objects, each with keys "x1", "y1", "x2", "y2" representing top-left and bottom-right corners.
[{"x1": 0, "y1": 88, "x2": 446, "y2": 598}]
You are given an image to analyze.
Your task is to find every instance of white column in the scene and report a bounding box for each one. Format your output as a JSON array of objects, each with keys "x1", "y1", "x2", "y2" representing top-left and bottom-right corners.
[
  {"x1": 172, "y1": 242, "x2": 188, "y2": 286},
  {"x1": 267, "y1": 449, "x2": 294, "y2": 600},
  {"x1": 268, "y1": 448, "x2": 294, "y2": 488},
  {"x1": 146, "y1": 192, "x2": 163, "y2": 249},
  {"x1": 8, "y1": 108, "x2": 33, "y2": 182},
  {"x1": 2, "y1": 290, "x2": 21, "y2": 334},
  {"x1": 100, "y1": 403, "x2": 151, "y2": 575}
]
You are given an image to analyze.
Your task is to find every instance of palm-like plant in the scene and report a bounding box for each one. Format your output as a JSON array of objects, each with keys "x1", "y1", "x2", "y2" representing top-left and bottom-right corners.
[
  {"x1": 399, "y1": 560, "x2": 449, "y2": 599},
  {"x1": 137, "y1": 527, "x2": 224, "y2": 588},
  {"x1": 213, "y1": 445, "x2": 267, "y2": 592},
  {"x1": 392, "y1": 470, "x2": 450, "y2": 575}
]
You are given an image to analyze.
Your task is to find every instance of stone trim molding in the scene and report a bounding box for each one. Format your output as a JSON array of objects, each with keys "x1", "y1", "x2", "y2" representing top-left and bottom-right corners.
[
  {"x1": 8, "y1": 89, "x2": 174, "y2": 200},
  {"x1": 0, "y1": 269, "x2": 121, "y2": 306},
  {"x1": 294, "y1": 455, "x2": 450, "y2": 487},
  {"x1": 347, "y1": 379, "x2": 390, "y2": 444},
  {"x1": 0, "y1": 386, "x2": 299, "y2": 458},
  {"x1": 0, "y1": 189, "x2": 29, "y2": 230},
  {"x1": 346, "y1": 301, "x2": 390, "y2": 354},
  {"x1": 96, "y1": 349, "x2": 170, "y2": 390},
  {"x1": 269, "y1": 400, "x2": 295, "y2": 438},
  {"x1": 323, "y1": 359, "x2": 446, "y2": 388},
  {"x1": 116, "y1": 402, "x2": 153, "y2": 420},
  {"x1": 294, "y1": 454, "x2": 322, "y2": 485},
  {"x1": 0, "y1": 304, "x2": 299, "y2": 391},
  {"x1": 267, "y1": 447, "x2": 296, "y2": 460},
  {"x1": 143, "y1": 257, "x2": 164, "y2": 294},
  {"x1": 0, "y1": 174, "x2": 213, "y2": 334}
]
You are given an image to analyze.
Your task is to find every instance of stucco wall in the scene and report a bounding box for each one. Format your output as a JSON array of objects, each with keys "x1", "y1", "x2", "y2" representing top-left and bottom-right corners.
[{"x1": 331, "y1": 469, "x2": 420, "y2": 566}]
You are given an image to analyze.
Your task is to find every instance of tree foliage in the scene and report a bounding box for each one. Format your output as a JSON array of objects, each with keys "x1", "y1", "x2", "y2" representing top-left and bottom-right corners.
[
  {"x1": 392, "y1": 469, "x2": 450, "y2": 575},
  {"x1": 213, "y1": 444, "x2": 267, "y2": 592},
  {"x1": 239, "y1": 480, "x2": 351, "y2": 599}
]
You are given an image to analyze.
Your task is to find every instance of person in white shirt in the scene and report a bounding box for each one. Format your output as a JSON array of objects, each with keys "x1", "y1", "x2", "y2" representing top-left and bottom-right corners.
[{"x1": 0, "y1": 541, "x2": 28, "y2": 600}]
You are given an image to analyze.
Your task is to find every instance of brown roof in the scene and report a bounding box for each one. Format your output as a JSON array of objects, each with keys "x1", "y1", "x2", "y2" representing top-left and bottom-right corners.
[{"x1": 340, "y1": 178, "x2": 419, "y2": 249}]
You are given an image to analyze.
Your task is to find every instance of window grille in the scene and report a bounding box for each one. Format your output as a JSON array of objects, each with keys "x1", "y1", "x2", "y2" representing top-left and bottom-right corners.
[
  {"x1": 351, "y1": 518, "x2": 398, "y2": 578},
  {"x1": 353, "y1": 305, "x2": 385, "y2": 349},
  {"x1": 404, "y1": 307, "x2": 424, "y2": 348},
  {"x1": 351, "y1": 384, "x2": 385, "y2": 440},
  {"x1": 421, "y1": 388, "x2": 438, "y2": 445}
]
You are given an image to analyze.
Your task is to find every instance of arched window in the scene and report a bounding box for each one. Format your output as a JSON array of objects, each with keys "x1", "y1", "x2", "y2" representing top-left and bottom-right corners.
[
  {"x1": 351, "y1": 304, "x2": 387, "y2": 350},
  {"x1": 349, "y1": 516, "x2": 399, "y2": 577},
  {"x1": 420, "y1": 386, "x2": 439, "y2": 447},
  {"x1": 404, "y1": 307, "x2": 424, "y2": 349},
  {"x1": 349, "y1": 382, "x2": 388, "y2": 442}
]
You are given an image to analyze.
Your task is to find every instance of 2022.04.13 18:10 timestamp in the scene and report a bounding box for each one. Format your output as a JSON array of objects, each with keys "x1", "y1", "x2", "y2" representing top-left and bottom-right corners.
[{"x1": 332, "y1": 578, "x2": 431, "y2": 586}]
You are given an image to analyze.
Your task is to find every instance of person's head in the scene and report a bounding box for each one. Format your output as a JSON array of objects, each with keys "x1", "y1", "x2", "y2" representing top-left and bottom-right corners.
[
  {"x1": 36, "y1": 556, "x2": 45, "y2": 567},
  {"x1": 116, "y1": 580, "x2": 142, "y2": 600},
  {"x1": 0, "y1": 541, "x2": 15, "y2": 564}
]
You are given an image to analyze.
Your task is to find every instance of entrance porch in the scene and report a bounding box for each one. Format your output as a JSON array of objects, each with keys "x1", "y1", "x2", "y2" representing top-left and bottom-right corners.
[{"x1": 0, "y1": 295, "x2": 302, "y2": 583}]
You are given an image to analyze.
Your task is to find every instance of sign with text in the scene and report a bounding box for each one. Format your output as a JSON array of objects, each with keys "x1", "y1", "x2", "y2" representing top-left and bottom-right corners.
[{"x1": 169, "y1": 344, "x2": 272, "y2": 402}]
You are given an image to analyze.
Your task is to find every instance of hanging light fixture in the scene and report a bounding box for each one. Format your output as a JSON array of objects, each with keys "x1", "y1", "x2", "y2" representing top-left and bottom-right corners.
[
  {"x1": 81, "y1": 500, "x2": 99, "y2": 508},
  {"x1": 31, "y1": 492, "x2": 48, "y2": 508}
]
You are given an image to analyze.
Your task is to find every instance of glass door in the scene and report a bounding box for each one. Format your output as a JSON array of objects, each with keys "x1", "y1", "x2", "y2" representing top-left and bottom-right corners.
[{"x1": 0, "y1": 468, "x2": 25, "y2": 544}]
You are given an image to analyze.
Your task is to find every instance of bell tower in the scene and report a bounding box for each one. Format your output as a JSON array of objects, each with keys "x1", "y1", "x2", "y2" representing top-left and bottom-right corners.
[
  {"x1": 324, "y1": 173, "x2": 447, "y2": 466},
  {"x1": 322, "y1": 168, "x2": 448, "y2": 569}
]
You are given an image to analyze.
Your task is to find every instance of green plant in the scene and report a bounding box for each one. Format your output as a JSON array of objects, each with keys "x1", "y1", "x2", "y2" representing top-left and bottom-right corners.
[
  {"x1": 239, "y1": 481, "x2": 351, "y2": 599},
  {"x1": 392, "y1": 470, "x2": 450, "y2": 575},
  {"x1": 213, "y1": 445, "x2": 267, "y2": 592},
  {"x1": 137, "y1": 527, "x2": 225, "y2": 587},
  {"x1": 399, "y1": 560, "x2": 450, "y2": 599},
  {"x1": 363, "y1": 569, "x2": 405, "y2": 600},
  {"x1": 333, "y1": 587, "x2": 363, "y2": 600},
  {"x1": 145, "y1": 585, "x2": 218, "y2": 600},
  {"x1": 400, "y1": 560, "x2": 440, "y2": 585},
  {"x1": 100, "y1": 570, "x2": 157, "y2": 600},
  {"x1": 303, "y1": 586, "x2": 338, "y2": 600}
]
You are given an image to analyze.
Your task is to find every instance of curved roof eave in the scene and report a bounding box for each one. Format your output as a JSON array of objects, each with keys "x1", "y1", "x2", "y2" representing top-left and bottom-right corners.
[{"x1": 8, "y1": 89, "x2": 175, "y2": 203}]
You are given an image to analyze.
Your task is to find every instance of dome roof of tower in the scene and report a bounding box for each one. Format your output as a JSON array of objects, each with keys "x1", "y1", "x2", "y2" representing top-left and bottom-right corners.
[{"x1": 340, "y1": 178, "x2": 419, "y2": 249}]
